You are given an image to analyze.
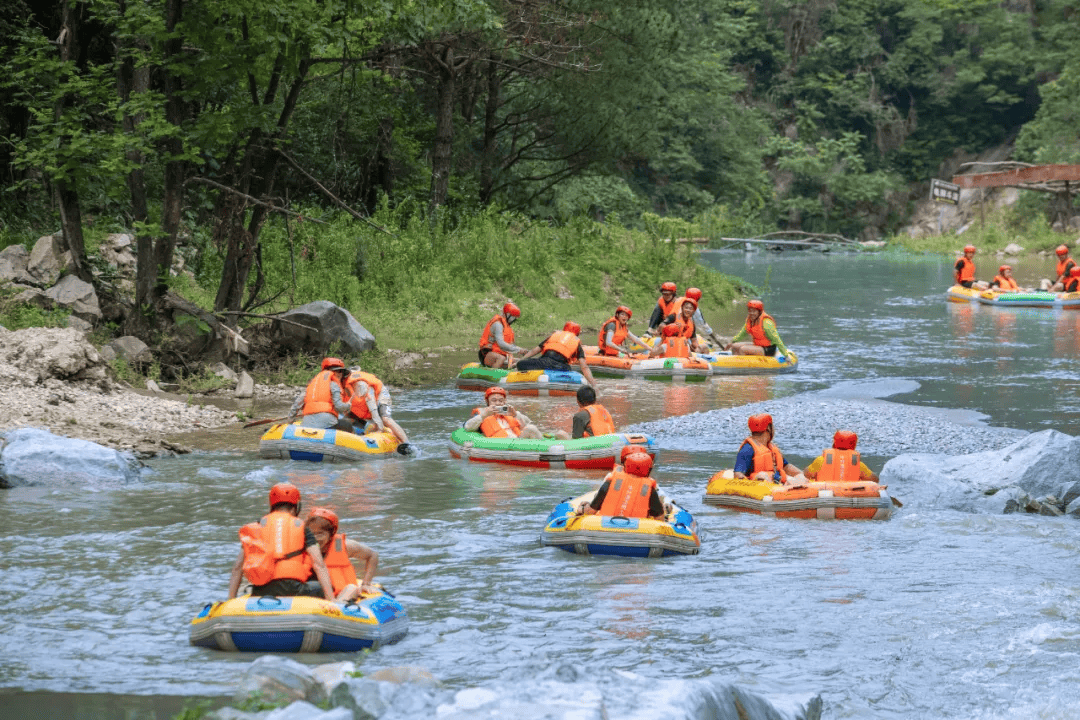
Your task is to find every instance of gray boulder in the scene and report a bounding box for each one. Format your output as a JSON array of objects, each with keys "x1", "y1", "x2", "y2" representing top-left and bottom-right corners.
[
  {"x1": 210, "y1": 362, "x2": 239, "y2": 384},
  {"x1": 99, "y1": 233, "x2": 136, "y2": 271},
  {"x1": 27, "y1": 234, "x2": 71, "y2": 286},
  {"x1": 234, "y1": 656, "x2": 327, "y2": 709},
  {"x1": 107, "y1": 336, "x2": 152, "y2": 364},
  {"x1": 234, "y1": 370, "x2": 255, "y2": 399},
  {"x1": 0, "y1": 245, "x2": 37, "y2": 286},
  {"x1": 0, "y1": 327, "x2": 108, "y2": 384},
  {"x1": 0, "y1": 427, "x2": 142, "y2": 488},
  {"x1": 45, "y1": 275, "x2": 102, "y2": 322},
  {"x1": 275, "y1": 301, "x2": 375, "y2": 354}
]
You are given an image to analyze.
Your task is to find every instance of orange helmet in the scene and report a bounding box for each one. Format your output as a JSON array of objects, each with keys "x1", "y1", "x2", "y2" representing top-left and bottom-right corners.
[
  {"x1": 1071, "y1": 266, "x2": 1080, "y2": 277},
  {"x1": 748, "y1": 413, "x2": 773, "y2": 433},
  {"x1": 999, "y1": 265, "x2": 1011, "y2": 274},
  {"x1": 619, "y1": 445, "x2": 645, "y2": 463},
  {"x1": 484, "y1": 386, "x2": 507, "y2": 401},
  {"x1": 623, "y1": 452, "x2": 653, "y2": 477},
  {"x1": 563, "y1": 321, "x2": 581, "y2": 335},
  {"x1": 660, "y1": 282, "x2": 677, "y2": 294},
  {"x1": 321, "y1": 357, "x2": 346, "y2": 371},
  {"x1": 963, "y1": 245, "x2": 976, "y2": 254},
  {"x1": 661, "y1": 323, "x2": 680, "y2": 337},
  {"x1": 681, "y1": 298, "x2": 698, "y2": 312},
  {"x1": 269, "y1": 482, "x2": 300, "y2": 507},
  {"x1": 1056, "y1": 245, "x2": 1069, "y2": 256},
  {"x1": 503, "y1": 302, "x2": 521, "y2": 318},
  {"x1": 616, "y1": 305, "x2": 632, "y2": 319},
  {"x1": 747, "y1": 300, "x2": 764, "y2": 311},
  {"x1": 833, "y1": 430, "x2": 858, "y2": 450},
  {"x1": 686, "y1": 287, "x2": 702, "y2": 301},
  {"x1": 308, "y1": 506, "x2": 339, "y2": 535}
]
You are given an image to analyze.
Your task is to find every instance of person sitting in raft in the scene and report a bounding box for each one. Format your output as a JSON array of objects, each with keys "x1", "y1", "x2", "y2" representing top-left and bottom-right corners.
[
  {"x1": 303, "y1": 507, "x2": 378, "y2": 602},
  {"x1": 464, "y1": 386, "x2": 567, "y2": 440},
  {"x1": 227, "y1": 482, "x2": 335, "y2": 601},
  {"x1": 733, "y1": 413, "x2": 807, "y2": 485},
  {"x1": 598, "y1": 305, "x2": 646, "y2": 357},
  {"x1": 803, "y1": 430, "x2": 879, "y2": 483},
  {"x1": 479, "y1": 302, "x2": 524, "y2": 368},
  {"x1": 578, "y1": 452, "x2": 667, "y2": 520},
  {"x1": 723, "y1": 300, "x2": 793, "y2": 358},
  {"x1": 1043, "y1": 245, "x2": 1077, "y2": 292},
  {"x1": 1063, "y1": 265, "x2": 1080, "y2": 294},
  {"x1": 682, "y1": 287, "x2": 724, "y2": 347},
  {"x1": 343, "y1": 367, "x2": 411, "y2": 451},
  {"x1": 571, "y1": 385, "x2": 616, "y2": 439},
  {"x1": 990, "y1": 265, "x2": 1021, "y2": 293},
  {"x1": 288, "y1": 357, "x2": 353, "y2": 430},
  {"x1": 646, "y1": 281, "x2": 680, "y2": 335},
  {"x1": 954, "y1": 245, "x2": 989, "y2": 290},
  {"x1": 516, "y1": 321, "x2": 598, "y2": 387},
  {"x1": 651, "y1": 297, "x2": 706, "y2": 358}
]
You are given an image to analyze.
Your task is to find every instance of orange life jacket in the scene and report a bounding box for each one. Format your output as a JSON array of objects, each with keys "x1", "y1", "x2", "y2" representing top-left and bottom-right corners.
[
  {"x1": 598, "y1": 317, "x2": 628, "y2": 356},
  {"x1": 479, "y1": 314, "x2": 515, "y2": 356},
  {"x1": 302, "y1": 370, "x2": 343, "y2": 417},
  {"x1": 745, "y1": 312, "x2": 775, "y2": 348},
  {"x1": 598, "y1": 471, "x2": 658, "y2": 519},
  {"x1": 582, "y1": 404, "x2": 615, "y2": 437},
  {"x1": 1057, "y1": 258, "x2": 1075, "y2": 280},
  {"x1": 656, "y1": 295, "x2": 678, "y2": 323},
  {"x1": 955, "y1": 257, "x2": 975, "y2": 283},
  {"x1": 345, "y1": 371, "x2": 384, "y2": 420},
  {"x1": 816, "y1": 448, "x2": 862, "y2": 483},
  {"x1": 740, "y1": 437, "x2": 785, "y2": 478},
  {"x1": 239, "y1": 511, "x2": 312, "y2": 585},
  {"x1": 1067, "y1": 277, "x2": 1080, "y2": 293},
  {"x1": 541, "y1": 330, "x2": 581, "y2": 362},
  {"x1": 474, "y1": 408, "x2": 523, "y2": 438},
  {"x1": 663, "y1": 336, "x2": 691, "y2": 358},
  {"x1": 993, "y1": 275, "x2": 1019, "y2": 291},
  {"x1": 321, "y1": 533, "x2": 359, "y2": 595}
]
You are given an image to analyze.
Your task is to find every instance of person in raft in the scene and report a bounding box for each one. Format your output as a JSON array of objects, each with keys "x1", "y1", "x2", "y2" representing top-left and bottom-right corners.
[
  {"x1": 302, "y1": 507, "x2": 379, "y2": 602},
  {"x1": 733, "y1": 413, "x2": 806, "y2": 485},
  {"x1": 464, "y1": 386, "x2": 568, "y2": 440},
  {"x1": 646, "y1": 281, "x2": 680, "y2": 334},
  {"x1": 990, "y1": 265, "x2": 1022, "y2": 293},
  {"x1": 803, "y1": 430, "x2": 879, "y2": 483},
  {"x1": 288, "y1": 357, "x2": 353, "y2": 431},
  {"x1": 343, "y1": 366, "x2": 412, "y2": 453},
  {"x1": 570, "y1": 385, "x2": 616, "y2": 439},
  {"x1": 597, "y1": 305, "x2": 647, "y2": 357},
  {"x1": 681, "y1": 287, "x2": 724, "y2": 347},
  {"x1": 227, "y1": 482, "x2": 335, "y2": 601},
  {"x1": 722, "y1": 300, "x2": 793, "y2": 358},
  {"x1": 652, "y1": 297, "x2": 706, "y2": 357},
  {"x1": 1063, "y1": 265, "x2": 1080, "y2": 294},
  {"x1": 516, "y1": 321, "x2": 598, "y2": 387},
  {"x1": 1041, "y1": 244, "x2": 1077, "y2": 292},
  {"x1": 954, "y1": 245, "x2": 989, "y2": 290},
  {"x1": 478, "y1": 302, "x2": 524, "y2": 368},
  {"x1": 578, "y1": 452, "x2": 667, "y2": 520}
]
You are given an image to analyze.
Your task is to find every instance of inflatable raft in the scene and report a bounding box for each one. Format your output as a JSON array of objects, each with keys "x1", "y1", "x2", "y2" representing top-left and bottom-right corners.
[
  {"x1": 583, "y1": 352, "x2": 712, "y2": 381},
  {"x1": 259, "y1": 423, "x2": 399, "y2": 462},
  {"x1": 540, "y1": 491, "x2": 700, "y2": 557},
  {"x1": 702, "y1": 470, "x2": 893, "y2": 520},
  {"x1": 946, "y1": 284, "x2": 1080, "y2": 308},
  {"x1": 189, "y1": 589, "x2": 408, "y2": 652},
  {"x1": 454, "y1": 363, "x2": 587, "y2": 396},
  {"x1": 448, "y1": 428, "x2": 657, "y2": 469},
  {"x1": 697, "y1": 350, "x2": 798, "y2": 375}
]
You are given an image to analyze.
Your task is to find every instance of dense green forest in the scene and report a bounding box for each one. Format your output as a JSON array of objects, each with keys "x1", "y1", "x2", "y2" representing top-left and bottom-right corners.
[{"x1": 0, "y1": 0, "x2": 1077, "y2": 346}]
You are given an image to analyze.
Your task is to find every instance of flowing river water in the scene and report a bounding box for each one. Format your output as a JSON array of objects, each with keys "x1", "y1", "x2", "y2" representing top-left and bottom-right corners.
[{"x1": 3, "y1": 250, "x2": 1080, "y2": 719}]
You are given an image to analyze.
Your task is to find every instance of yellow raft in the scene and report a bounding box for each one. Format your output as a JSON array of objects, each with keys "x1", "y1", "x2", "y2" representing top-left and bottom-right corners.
[
  {"x1": 259, "y1": 423, "x2": 399, "y2": 462},
  {"x1": 703, "y1": 470, "x2": 893, "y2": 520}
]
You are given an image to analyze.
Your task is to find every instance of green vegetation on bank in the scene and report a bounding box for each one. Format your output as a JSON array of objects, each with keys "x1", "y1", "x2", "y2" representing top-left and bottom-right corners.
[{"x1": 886, "y1": 205, "x2": 1078, "y2": 256}]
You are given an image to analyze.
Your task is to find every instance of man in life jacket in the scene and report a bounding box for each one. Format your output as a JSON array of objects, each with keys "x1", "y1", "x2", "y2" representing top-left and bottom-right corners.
[
  {"x1": 570, "y1": 385, "x2": 616, "y2": 439},
  {"x1": 288, "y1": 357, "x2": 353, "y2": 430},
  {"x1": 803, "y1": 430, "x2": 879, "y2": 483},
  {"x1": 479, "y1": 302, "x2": 524, "y2": 368},
  {"x1": 303, "y1": 507, "x2": 379, "y2": 602},
  {"x1": 1065, "y1": 265, "x2": 1080, "y2": 294},
  {"x1": 516, "y1": 321, "x2": 598, "y2": 387},
  {"x1": 598, "y1": 306, "x2": 646, "y2": 356},
  {"x1": 342, "y1": 366, "x2": 413, "y2": 454},
  {"x1": 580, "y1": 452, "x2": 666, "y2": 520},
  {"x1": 954, "y1": 245, "x2": 989, "y2": 290},
  {"x1": 1044, "y1": 245, "x2": 1077, "y2": 292},
  {"x1": 652, "y1": 298, "x2": 705, "y2": 357},
  {"x1": 724, "y1": 300, "x2": 793, "y2": 358},
  {"x1": 733, "y1": 413, "x2": 806, "y2": 485},
  {"x1": 463, "y1": 386, "x2": 556, "y2": 439},
  {"x1": 227, "y1": 482, "x2": 335, "y2": 601},
  {"x1": 990, "y1": 265, "x2": 1022, "y2": 293},
  {"x1": 646, "y1": 282, "x2": 679, "y2": 334}
]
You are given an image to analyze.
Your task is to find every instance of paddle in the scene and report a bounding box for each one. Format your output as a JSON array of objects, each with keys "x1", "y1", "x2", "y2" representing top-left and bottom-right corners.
[
  {"x1": 243, "y1": 415, "x2": 293, "y2": 429},
  {"x1": 891, "y1": 496, "x2": 904, "y2": 508}
]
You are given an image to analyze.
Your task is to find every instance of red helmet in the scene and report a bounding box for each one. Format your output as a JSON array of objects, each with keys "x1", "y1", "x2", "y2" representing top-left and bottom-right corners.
[
  {"x1": 833, "y1": 430, "x2": 858, "y2": 450},
  {"x1": 619, "y1": 444, "x2": 645, "y2": 463},
  {"x1": 747, "y1": 300, "x2": 764, "y2": 311},
  {"x1": 616, "y1": 305, "x2": 633, "y2": 319},
  {"x1": 681, "y1": 298, "x2": 698, "y2": 312},
  {"x1": 660, "y1": 282, "x2": 677, "y2": 294},
  {"x1": 563, "y1": 321, "x2": 581, "y2": 335},
  {"x1": 963, "y1": 245, "x2": 976, "y2": 254},
  {"x1": 748, "y1": 413, "x2": 773, "y2": 433},
  {"x1": 308, "y1": 506, "x2": 339, "y2": 535},
  {"x1": 321, "y1": 357, "x2": 346, "y2": 371},
  {"x1": 269, "y1": 482, "x2": 300, "y2": 507},
  {"x1": 1071, "y1": 266, "x2": 1080, "y2": 277},
  {"x1": 661, "y1": 323, "x2": 680, "y2": 337},
  {"x1": 1056, "y1": 245, "x2": 1069, "y2": 256},
  {"x1": 484, "y1": 386, "x2": 507, "y2": 401},
  {"x1": 503, "y1": 302, "x2": 521, "y2": 318},
  {"x1": 999, "y1": 265, "x2": 1011, "y2": 274},
  {"x1": 686, "y1": 287, "x2": 702, "y2": 301},
  {"x1": 623, "y1": 452, "x2": 653, "y2": 477}
]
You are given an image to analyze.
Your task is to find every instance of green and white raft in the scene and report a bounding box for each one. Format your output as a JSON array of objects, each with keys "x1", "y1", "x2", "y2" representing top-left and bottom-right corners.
[
  {"x1": 453, "y1": 362, "x2": 587, "y2": 396},
  {"x1": 448, "y1": 428, "x2": 657, "y2": 469}
]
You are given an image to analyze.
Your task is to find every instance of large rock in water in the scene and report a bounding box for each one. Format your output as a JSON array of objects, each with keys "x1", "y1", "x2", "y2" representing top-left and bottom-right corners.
[
  {"x1": 274, "y1": 301, "x2": 375, "y2": 353},
  {"x1": 881, "y1": 429, "x2": 1080, "y2": 513},
  {"x1": 0, "y1": 427, "x2": 142, "y2": 488}
]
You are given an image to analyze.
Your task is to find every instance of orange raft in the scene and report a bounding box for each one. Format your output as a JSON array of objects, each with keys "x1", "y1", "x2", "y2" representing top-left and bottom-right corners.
[{"x1": 702, "y1": 470, "x2": 893, "y2": 520}]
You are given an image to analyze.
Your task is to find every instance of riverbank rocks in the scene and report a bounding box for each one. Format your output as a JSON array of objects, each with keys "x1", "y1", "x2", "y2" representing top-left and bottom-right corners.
[
  {"x1": 0, "y1": 245, "x2": 38, "y2": 286},
  {"x1": 234, "y1": 656, "x2": 329, "y2": 708},
  {"x1": 102, "y1": 336, "x2": 153, "y2": 365},
  {"x1": 44, "y1": 275, "x2": 102, "y2": 322},
  {"x1": 273, "y1": 301, "x2": 376, "y2": 354},
  {"x1": 0, "y1": 427, "x2": 142, "y2": 488},
  {"x1": 28, "y1": 234, "x2": 72, "y2": 286},
  {"x1": 0, "y1": 327, "x2": 109, "y2": 385}
]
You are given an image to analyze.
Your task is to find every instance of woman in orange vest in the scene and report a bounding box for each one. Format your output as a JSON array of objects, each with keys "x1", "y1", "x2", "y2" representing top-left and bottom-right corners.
[
  {"x1": 516, "y1": 321, "x2": 598, "y2": 386},
  {"x1": 953, "y1": 245, "x2": 989, "y2": 290},
  {"x1": 724, "y1": 300, "x2": 793, "y2": 358},
  {"x1": 580, "y1": 452, "x2": 666, "y2": 519},
  {"x1": 479, "y1": 302, "x2": 524, "y2": 368},
  {"x1": 227, "y1": 483, "x2": 335, "y2": 601},
  {"x1": 803, "y1": 431, "x2": 879, "y2": 483},
  {"x1": 990, "y1": 265, "x2": 1021, "y2": 292},
  {"x1": 288, "y1": 357, "x2": 353, "y2": 430},
  {"x1": 598, "y1": 306, "x2": 646, "y2": 356},
  {"x1": 732, "y1": 413, "x2": 805, "y2": 484},
  {"x1": 1047, "y1": 245, "x2": 1077, "y2": 291},
  {"x1": 303, "y1": 507, "x2": 379, "y2": 601},
  {"x1": 647, "y1": 282, "x2": 680, "y2": 334},
  {"x1": 1065, "y1": 265, "x2": 1080, "y2": 293},
  {"x1": 651, "y1": 298, "x2": 704, "y2": 357},
  {"x1": 462, "y1": 386, "x2": 557, "y2": 439},
  {"x1": 570, "y1": 385, "x2": 616, "y2": 438}
]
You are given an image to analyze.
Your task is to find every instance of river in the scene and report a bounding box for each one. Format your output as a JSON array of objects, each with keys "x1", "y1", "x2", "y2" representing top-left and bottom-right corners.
[{"x1": 2, "y1": 250, "x2": 1078, "y2": 720}]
